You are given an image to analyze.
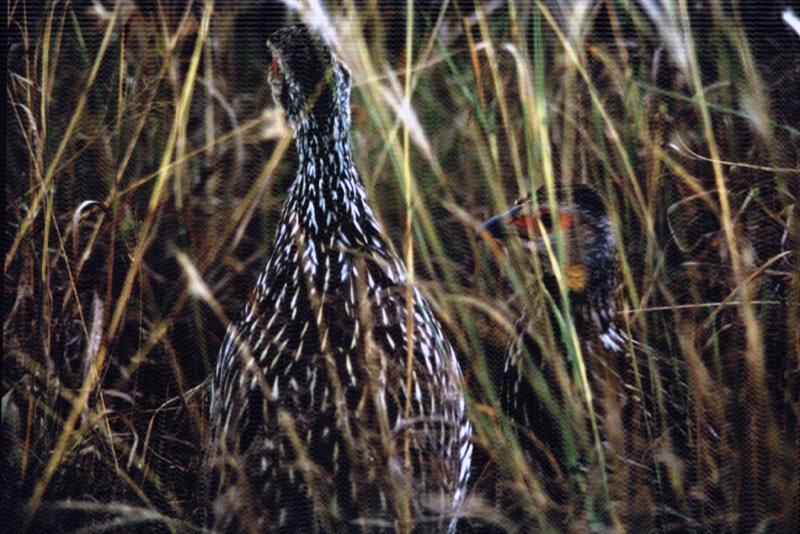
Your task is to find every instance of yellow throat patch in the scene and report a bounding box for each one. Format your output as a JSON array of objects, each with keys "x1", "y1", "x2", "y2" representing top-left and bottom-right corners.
[{"x1": 566, "y1": 263, "x2": 589, "y2": 293}]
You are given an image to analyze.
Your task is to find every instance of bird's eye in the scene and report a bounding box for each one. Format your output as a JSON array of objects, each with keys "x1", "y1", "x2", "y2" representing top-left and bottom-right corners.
[
  {"x1": 539, "y1": 211, "x2": 554, "y2": 230},
  {"x1": 270, "y1": 57, "x2": 280, "y2": 75}
]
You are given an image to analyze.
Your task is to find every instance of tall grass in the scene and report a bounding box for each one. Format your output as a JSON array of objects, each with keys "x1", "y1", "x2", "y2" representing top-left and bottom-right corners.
[{"x1": 4, "y1": 1, "x2": 798, "y2": 532}]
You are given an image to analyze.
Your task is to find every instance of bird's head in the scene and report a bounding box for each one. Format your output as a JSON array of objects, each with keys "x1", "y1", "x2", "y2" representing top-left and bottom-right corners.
[
  {"x1": 481, "y1": 184, "x2": 616, "y2": 297},
  {"x1": 267, "y1": 24, "x2": 352, "y2": 129}
]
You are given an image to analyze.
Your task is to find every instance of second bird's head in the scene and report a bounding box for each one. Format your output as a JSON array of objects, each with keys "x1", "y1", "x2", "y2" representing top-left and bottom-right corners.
[
  {"x1": 267, "y1": 24, "x2": 352, "y2": 128},
  {"x1": 481, "y1": 184, "x2": 617, "y2": 296}
]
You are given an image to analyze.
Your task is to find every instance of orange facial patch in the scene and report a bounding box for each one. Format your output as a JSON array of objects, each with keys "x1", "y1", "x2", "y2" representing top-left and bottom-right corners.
[
  {"x1": 270, "y1": 57, "x2": 280, "y2": 75},
  {"x1": 554, "y1": 211, "x2": 575, "y2": 232},
  {"x1": 504, "y1": 213, "x2": 534, "y2": 235},
  {"x1": 506, "y1": 209, "x2": 575, "y2": 238}
]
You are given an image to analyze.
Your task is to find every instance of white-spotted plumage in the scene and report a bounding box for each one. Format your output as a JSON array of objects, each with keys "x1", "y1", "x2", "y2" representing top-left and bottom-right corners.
[{"x1": 208, "y1": 24, "x2": 471, "y2": 533}]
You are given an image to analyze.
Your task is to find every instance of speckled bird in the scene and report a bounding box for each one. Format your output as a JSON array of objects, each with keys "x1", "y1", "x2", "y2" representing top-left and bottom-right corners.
[
  {"x1": 207, "y1": 24, "x2": 471, "y2": 533},
  {"x1": 481, "y1": 184, "x2": 663, "y2": 522}
]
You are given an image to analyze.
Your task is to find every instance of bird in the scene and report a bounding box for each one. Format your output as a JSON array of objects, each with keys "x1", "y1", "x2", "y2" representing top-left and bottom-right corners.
[
  {"x1": 480, "y1": 183, "x2": 665, "y2": 527},
  {"x1": 207, "y1": 24, "x2": 472, "y2": 533}
]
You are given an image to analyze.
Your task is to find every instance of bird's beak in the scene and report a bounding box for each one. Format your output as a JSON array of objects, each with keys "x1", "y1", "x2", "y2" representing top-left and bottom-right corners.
[
  {"x1": 479, "y1": 206, "x2": 535, "y2": 242},
  {"x1": 480, "y1": 213, "x2": 512, "y2": 240}
]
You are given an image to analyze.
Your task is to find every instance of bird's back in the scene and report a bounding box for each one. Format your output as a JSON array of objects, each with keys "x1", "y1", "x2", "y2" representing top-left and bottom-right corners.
[{"x1": 208, "y1": 24, "x2": 470, "y2": 533}]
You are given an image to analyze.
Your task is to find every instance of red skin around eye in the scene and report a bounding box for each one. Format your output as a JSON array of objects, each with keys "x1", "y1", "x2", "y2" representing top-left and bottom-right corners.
[{"x1": 270, "y1": 57, "x2": 279, "y2": 74}]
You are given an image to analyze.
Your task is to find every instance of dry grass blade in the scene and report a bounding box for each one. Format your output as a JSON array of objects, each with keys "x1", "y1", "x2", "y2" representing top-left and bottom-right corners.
[{"x1": 4, "y1": 1, "x2": 798, "y2": 532}]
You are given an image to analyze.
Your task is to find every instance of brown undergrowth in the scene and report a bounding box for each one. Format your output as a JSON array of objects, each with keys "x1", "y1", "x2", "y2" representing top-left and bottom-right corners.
[{"x1": 5, "y1": 1, "x2": 798, "y2": 532}]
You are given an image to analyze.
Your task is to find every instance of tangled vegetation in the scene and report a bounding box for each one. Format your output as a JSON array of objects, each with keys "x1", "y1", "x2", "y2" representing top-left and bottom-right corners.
[{"x1": 5, "y1": 1, "x2": 798, "y2": 531}]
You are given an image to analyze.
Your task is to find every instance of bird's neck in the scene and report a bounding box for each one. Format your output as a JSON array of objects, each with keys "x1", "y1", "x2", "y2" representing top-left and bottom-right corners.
[
  {"x1": 283, "y1": 111, "x2": 377, "y2": 247},
  {"x1": 294, "y1": 108, "x2": 351, "y2": 160},
  {"x1": 570, "y1": 257, "x2": 622, "y2": 352},
  {"x1": 541, "y1": 246, "x2": 620, "y2": 350}
]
